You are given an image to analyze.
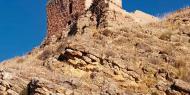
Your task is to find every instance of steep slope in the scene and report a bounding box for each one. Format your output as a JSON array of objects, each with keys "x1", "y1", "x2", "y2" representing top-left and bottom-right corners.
[
  {"x1": 166, "y1": 7, "x2": 190, "y2": 25},
  {"x1": 0, "y1": 6, "x2": 190, "y2": 95}
]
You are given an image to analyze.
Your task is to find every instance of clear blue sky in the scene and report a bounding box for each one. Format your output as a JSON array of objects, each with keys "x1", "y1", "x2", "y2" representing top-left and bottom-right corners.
[{"x1": 0, "y1": 0, "x2": 189, "y2": 62}]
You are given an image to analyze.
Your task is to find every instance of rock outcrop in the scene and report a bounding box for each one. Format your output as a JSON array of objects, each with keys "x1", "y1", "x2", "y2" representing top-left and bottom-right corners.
[{"x1": 173, "y1": 79, "x2": 190, "y2": 93}]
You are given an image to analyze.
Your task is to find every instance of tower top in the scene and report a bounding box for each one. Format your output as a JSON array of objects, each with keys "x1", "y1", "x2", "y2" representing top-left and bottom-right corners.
[
  {"x1": 46, "y1": 0, "x2": 123, "y2": 40},
  {"x1": 47, "y1": 0, "x2": 122, "y2": 8}
]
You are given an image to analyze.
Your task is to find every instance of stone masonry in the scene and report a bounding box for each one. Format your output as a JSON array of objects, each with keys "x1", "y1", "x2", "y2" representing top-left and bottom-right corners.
[{"x1": 46, "y1": 0, "x2": 123, "y2": 40}]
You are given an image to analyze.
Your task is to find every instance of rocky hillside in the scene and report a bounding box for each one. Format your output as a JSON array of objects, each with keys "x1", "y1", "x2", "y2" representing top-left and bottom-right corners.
[{"x1": 0, "y1": 6, "x2": 190, "y2": 95}]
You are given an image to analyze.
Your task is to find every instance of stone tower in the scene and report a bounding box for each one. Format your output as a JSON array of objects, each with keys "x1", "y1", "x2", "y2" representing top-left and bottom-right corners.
[{"x1": 47, "y1": 0, "x2": 122, "y2": 39}]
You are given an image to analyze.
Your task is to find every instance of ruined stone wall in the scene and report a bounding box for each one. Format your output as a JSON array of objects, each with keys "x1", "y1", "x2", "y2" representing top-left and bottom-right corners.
[
  {"x1": 106, "y1": 0, "x2": 123, "y2": 13},
  {"x1": 46, "y1": 0, "x2": 123, "y2": 41},
  {"x1": 107, "y1": 0, "x2": 122, "y2": 7},
  {"x1": 47, "y1": 0, "x2": 85, "y2": 39}
]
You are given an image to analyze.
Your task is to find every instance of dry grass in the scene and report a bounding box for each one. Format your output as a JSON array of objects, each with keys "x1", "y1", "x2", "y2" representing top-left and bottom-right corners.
[
  {"x1": 16, "y1": 57, "x2": 25, "y2": 63},
  {"x1": 174, "y1": 58, "x2": 190, "y2": 82}
]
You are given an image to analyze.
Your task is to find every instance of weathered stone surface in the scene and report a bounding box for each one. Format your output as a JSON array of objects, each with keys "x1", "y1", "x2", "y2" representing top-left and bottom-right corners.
[
  {"x1": 27, "y1": 78, "x2": 53, "y2": 95},
  {"x1": 87, "y1": 54, "x2": 100, "y2": 62},
  {"x1": 173, "y1": 79, "x2": 190, "y2": 93},
  {"x1": 0, "y1": 71, "x2": 13, "y2": 80},
  {"x1": 7, "y1": 89, "x2": 19, "y2": 95},
  {"x1": 155, "y1": 81, "x2": 169, "y2": 91},
  {"x1": 82, "y1": 56, "x2": 92, "y2": 64},
  {"x1": 65, "y1": 49, "x2": 83, "y2": 57},
  {"x1": 0, "y1": 85, "x2": 6, "y2": 91},
  {"x1": 166, "y1": 89, "x2": 182, "y2": 95}
]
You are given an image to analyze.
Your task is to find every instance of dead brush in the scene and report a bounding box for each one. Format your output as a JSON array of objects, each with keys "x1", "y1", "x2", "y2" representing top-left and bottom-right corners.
[
  {"x1": 16, "y1": 57, "x2": 25, "y2": 63},
  {"x1": 38, "y1": 49, "x2": 52, "y2": 60},
  {"x1": 174, "y1": 58, "x2": 189, "y2": 81},
  {"x1": 159, "y1": 31, "x2": 173, "y2": 41}
]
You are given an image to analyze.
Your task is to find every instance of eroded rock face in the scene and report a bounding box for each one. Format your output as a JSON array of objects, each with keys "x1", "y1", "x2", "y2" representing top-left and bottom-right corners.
[
  {"x1": 0, "y1": 71, "x2": 19, "y2": 95},
  {"x1": 173, "y1": 79, "x2": 190, "y2": 93}
]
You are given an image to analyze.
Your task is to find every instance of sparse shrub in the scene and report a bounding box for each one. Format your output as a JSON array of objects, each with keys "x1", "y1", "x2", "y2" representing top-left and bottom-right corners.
[
  {"x1": 56, "y1": 44, "x2": 66, "y2": 53},
  {"x1": 149, "y1": 56, "x2": 161, "y2": 65},
  {"x1": 135, "y1": 43, "x2": 152, "y2": 52},
  {"x1": 177, "y1": 67, "x2": 188, "y2": 81},
  {"x1": 173, "y1": 59, "x2": 187, "y2": 68},
  {"x1": 174, "y1": 59, "x2": 189, "y2": 82},
  {"x1": 120, "y1": 27, "x2": 130, "y2": 32},
  {"x1": 159, "y1": 46, "x2": 173, "y2": 56},
  {"x1": 16, "y1": 57, "x2": 25, "y2": 63},
  {"x1": 182, "y1": 72, "x2": 190, "y2": 83},
  {"x1": 102, "y1": 29, "x2": 113, "y2": 37},
  {"x1": 159, "y1": 31, "x2": 173, "y2": 41},
  {"x1": 135, "y1": 32, "x2": 149, "y2": 39},
  {"x1": 20, "y1": 87, "x2": 28, "y2": 95},
  {"x1": 113, "y1": 37, "x2": 128, "y2": 45},
  {"x1": 151, "y1": 92, "x2": 159, "y2": 95},
  {"x1": 105, "y1": 50, "x2": 115, "y2": 58},
  {"x1": 38, "y1": 49, "x2": 52, "y2": 60}
]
